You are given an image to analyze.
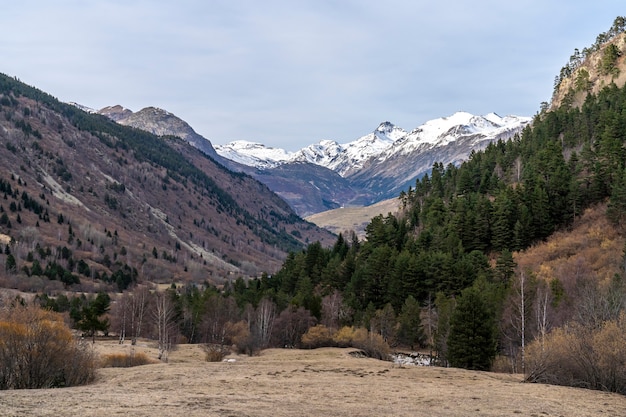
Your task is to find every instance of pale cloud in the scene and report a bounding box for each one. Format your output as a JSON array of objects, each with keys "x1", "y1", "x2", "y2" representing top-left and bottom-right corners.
[{"x1": 1, "y1": 1, "x2": 624, "y2": 150}]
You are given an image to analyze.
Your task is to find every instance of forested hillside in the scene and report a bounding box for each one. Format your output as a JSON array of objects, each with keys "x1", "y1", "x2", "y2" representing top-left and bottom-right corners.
[
  {"x1": 0, "y1": 72, "x2": 334, "y2": 293},
  {"x1": 222, "y1": 18, "x2": 626, "y2": 392}
]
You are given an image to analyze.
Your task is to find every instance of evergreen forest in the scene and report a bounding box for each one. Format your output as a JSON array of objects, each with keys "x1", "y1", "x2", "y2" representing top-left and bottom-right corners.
[{"x1": 223, "y1": 75, "x2": 626, "y2": 390}]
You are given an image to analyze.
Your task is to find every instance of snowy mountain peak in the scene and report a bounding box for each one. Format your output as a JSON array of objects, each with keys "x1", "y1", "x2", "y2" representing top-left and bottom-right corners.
[
  {"x1": 215, "y1": 111, "x2": 531, "y2": 178},
  {"x1": 214, "y1": 141, "x2": 293, "y2": 169},
  {"x1": 375, "y1": 121, "x2": 396, "y2": 134}
]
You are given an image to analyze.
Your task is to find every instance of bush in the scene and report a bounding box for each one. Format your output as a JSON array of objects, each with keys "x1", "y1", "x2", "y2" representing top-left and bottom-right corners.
[
  {"x1": 202, "y1": 344, "x2": 229, "y2": 362},
  {"x1": 0, "y1": 304, "x2": 96, "y2": 389},
  {"x1": 333, "y1": 326, "x2": 357, "y2": 347},
  {"x1": 300, "y1": 325, "x2": 391, "y2": 360},
  {"x1": 526, "y1": 317, "x2": 626, "y2": 394},
  {"x1": 349, "y1": 328, "x2": 391, "y2": 361},
  {"x1": 100, "y1": 351, "x2": 155, "y2": 368},
  {"x1": 301, "y1": 324, "x2": 334, "y2": 348}
]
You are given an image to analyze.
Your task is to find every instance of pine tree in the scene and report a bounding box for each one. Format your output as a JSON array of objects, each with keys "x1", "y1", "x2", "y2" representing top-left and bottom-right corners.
[
  {"x1": 396, "y1": 295, "x2": 425, "y2": 349},
  {"x1": 447, "y1": 287, "x2": 497, "y2": 371},
  {"x1": 607, "y1": 168, "x2": 626, "y2": 228}
]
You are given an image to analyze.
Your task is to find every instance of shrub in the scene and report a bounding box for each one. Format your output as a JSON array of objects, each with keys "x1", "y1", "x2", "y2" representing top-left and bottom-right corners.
[
  {"x1": 202, "y1": 344, "x2": 229, "y2": 362},
  {"x1": 227, "y1": 321, "x2": 257, "y2": 356},
  {"x1": 300, "y1": 325, "x2": 391, "y2": 360},
  {"x1": 301, "y1": 324, "x2": 334, "y2": 348},
  {"x1": 349, "y1": 328, "x2": 391, "y2": 361},
  {"x1": 100, "y1": 351, "x2": 155, "y2": 368},
  {"x1": 333, "y1": 326, "x2": 357, "y2": 347},
  {"x1": 0, "y1": 304, "x2": 96, "y2": 389},
  {"x1": 526, "y1": 316, "x2": 626, "y2": 394}
]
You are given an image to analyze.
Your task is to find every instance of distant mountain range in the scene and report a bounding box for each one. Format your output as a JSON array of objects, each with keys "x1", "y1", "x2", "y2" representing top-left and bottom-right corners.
[
  {"x1": 93, "y1": 105, "x2": 530, "y2": 217},
  {"x1": 219, "y1": 112, "x2": 532, "y2": 213}
]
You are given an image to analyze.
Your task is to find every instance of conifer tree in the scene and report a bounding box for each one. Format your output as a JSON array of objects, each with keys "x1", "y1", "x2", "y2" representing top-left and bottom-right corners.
[{"x1": 447, "y1": 287, "x2": 497, "y2": 371}]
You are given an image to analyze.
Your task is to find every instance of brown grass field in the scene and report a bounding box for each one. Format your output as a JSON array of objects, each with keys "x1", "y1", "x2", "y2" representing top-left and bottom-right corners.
[{"x1": 1, "y1": 340, "x2": 625, "y2": 416}]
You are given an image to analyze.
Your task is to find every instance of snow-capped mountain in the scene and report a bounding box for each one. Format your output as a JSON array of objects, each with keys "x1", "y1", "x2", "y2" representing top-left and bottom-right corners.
[
  {"x1": 216, "y1": 111, "x2": 530, "y2": 206},
  {"x1": 214, "y1": 121, "x2": 407, "y2": 175},
  {"x1": 215, "y1": 140, "x2": 292, "y2": 169},
  {"x1": 348, "y1": 112, "x2": 531, "y2": 200},
  {"x1": 96, "y1": 103, "x2": 530, "y2": 216},
  {"x1": 216, "y1": 111, "x2": 530, "y2": 179},
  {"x1": 290, "y1": 121, "x2": 408, "y2": 176},
  {"x1": 377, "y1": 112, "x2": 528, "y2": 160}
]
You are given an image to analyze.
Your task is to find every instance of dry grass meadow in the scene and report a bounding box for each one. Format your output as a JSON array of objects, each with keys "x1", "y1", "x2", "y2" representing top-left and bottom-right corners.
[
  {"x1": 306, "y1": 198, "x2": 401, "y2": 239},
  {"x1": 1, "y1": 340, "x2": 625, "y2": 416}
]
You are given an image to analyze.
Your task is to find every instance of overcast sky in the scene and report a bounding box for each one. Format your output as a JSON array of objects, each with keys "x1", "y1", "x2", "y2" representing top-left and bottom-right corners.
[{"x1": 2, "y1": 2, "x2": 624, "y2": 150}]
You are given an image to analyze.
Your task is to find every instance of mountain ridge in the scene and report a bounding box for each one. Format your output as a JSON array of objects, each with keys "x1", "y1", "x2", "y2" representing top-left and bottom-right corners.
[
  {"x1": 96, "y1": 103, "x2": 529, "y2": 216},
  {"x1": 215, "y1": 111, "x2": 530, "y2": 203},
  {"x1": 0, "y1": 73, "x2": 334, "y2": 291},
  {"x1": 215, "y1": 112, "x2": 529, "y2": 172}
]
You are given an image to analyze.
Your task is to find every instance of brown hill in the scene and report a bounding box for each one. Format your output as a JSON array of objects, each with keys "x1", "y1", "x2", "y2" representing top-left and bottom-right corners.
[
  {"x1": 306, "y1": 197, "x2": 401, "y2": 239},
  {"x1": 0, "y1": 74, "x2": 334, "y2": 293}
]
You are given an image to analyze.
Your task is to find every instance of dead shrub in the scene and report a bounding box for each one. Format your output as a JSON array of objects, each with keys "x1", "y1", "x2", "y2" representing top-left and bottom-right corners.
[
  {"x1": 333, "y1": 326, "x2": 356, "y2": 347},
  {"x1": 227, "y1": 320, "x2": 258, "y2": 356},
  {"x1": 100, "y1": 351, "x2": 155, "y2": 368},
  {"x1": 300, "y1": 325, "x2": 391, "y2": 360},
  {"x1": 491, "y1": 355, "x2": 517, "y2": 374},
  {"x1": 0, "y1": 304, "x2": 97, "y2": 389},
  {"x1": 202, "y1": 344, "x2": 230, "y2": 362}
]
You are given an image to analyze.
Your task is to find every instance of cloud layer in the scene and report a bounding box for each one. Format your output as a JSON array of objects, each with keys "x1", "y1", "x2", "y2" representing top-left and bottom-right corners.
[{"x1": 2, "y1": 1, "x2": 623, "y2": 149}]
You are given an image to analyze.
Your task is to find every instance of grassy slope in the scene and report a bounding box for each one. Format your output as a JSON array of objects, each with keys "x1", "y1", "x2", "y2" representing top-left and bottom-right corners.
[{"x1": 306, "y1": 198, "x2": 401, "y2": 239}]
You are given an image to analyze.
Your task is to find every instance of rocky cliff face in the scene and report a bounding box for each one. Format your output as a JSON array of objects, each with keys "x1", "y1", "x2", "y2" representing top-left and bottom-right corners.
[
  {"x1": 101, "y1": 106, "x2": 225, "y2": 164},
  {"x1": 551, "y1": 31, "x2": 626, "y2": 111}
]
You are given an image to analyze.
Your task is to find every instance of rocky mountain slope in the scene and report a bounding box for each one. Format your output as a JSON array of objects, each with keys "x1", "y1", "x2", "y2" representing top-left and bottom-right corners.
[
  {"x1": 100, "y1": 105, "x2": 226, "y2": 164},
  {"x1": 551, "y1": 27, "x2": 626, "y2": 111},
  {"x1": 0, "y1": 74, "x2": 334, "y2": 292}
]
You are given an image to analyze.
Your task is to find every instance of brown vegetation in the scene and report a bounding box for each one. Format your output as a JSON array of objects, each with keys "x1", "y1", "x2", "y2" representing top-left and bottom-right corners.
[
  {"x1": 305, "y1": 198, "x2": 400, "y2": 239},
  {"x1": 509, "y1": 205, "x2": 626, "y2": 393},
  {"x1": 301, "y1": 325, "x2": 391, "y2": 360},
  {"x1": 100, "y1": 351, "x2": 156, "y2": 368},
  {"x1": 0, "y1": 304, "x2": 96, "y2": 388}
]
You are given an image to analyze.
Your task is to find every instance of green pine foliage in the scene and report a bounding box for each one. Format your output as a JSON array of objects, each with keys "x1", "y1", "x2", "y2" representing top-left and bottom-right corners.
[
  {"x1": 229, "y1": 61, "x2": 626, "y2": 367},
  {"x1": 447, "y1": 286, "x2": 497, "y2": 370}
]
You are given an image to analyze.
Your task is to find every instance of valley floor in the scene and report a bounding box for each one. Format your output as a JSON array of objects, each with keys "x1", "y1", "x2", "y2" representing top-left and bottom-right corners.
[{"x1": 1, "y1": 342, "x2": 625, "y2": 416}]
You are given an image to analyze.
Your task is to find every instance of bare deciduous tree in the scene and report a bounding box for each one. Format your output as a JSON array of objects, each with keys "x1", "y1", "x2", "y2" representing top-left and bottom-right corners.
[
  {"x1": 271, "y1": 306, "x2": 314, "y2": 348},
  {"x1": 321, "y1": 290, "x2": 343, "y2": 330},
  {"x1": 130, "y1": 286, "x2": 149, "y2": 345},
  {"x1": 254, "y1": 298, "x2": 276, "y2": 349},
  {"x1": 202, "y1": 295, "x2": 239, "y2": 345},
  {"x1": 152, "y1": 291, "x2": 178, "y2": 362}
]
